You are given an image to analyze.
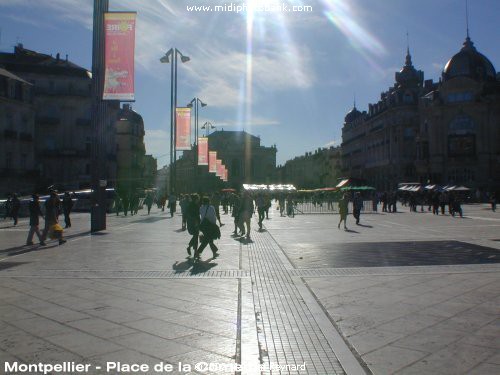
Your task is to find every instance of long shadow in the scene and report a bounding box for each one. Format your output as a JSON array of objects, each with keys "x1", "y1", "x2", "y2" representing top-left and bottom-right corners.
[
  {"x1": 174, "y1": 228, "x2": 186, "y2": 233},
  {"x1": 172, "y1": 258, "x2": 218, "y2": 275},
  {"x1": 237, "y1": 237, "x2": 254, "y2": 244},
  {"x1": 344, "y1": 228, "x2": 360, "y2": 233},
  {"x1": 357, "y1": 223, "x2": 373, "y2": 228}
]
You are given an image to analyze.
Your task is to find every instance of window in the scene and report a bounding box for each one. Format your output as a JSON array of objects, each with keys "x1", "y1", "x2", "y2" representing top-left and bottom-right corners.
[
  {"x1": 21, "y1": 154, "x2": 27, "y2": 169},
  {"x1": 447, "y1": 92, "x2": 473, "y2": 103},
  {"x1": 6, "y1": 152, "x2": 13, "y2": 168}
]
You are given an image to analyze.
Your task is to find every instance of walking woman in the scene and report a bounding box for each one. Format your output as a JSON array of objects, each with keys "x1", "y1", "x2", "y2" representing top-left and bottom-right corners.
[
  {"x1": 186, "y1": 194, "x2": 200, "y2": 256},
  {"x1": 196, "y1": 196, "x2": 220, "y2": 258},
  {"x1": 338, "y1": 194, "x2": 348, "y2": 230}
]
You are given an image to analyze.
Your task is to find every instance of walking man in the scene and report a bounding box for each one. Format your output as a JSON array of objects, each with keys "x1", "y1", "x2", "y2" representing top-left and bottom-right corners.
[
  {"x1": 11, "y1": 193, "x2": 20, "y2": 225},
  {"x1": 62, "y1": 192, "x2": 73, "y2": 228},
  {"x1": 26, "y1": 194, "x2": 46, "y2": 246},
  {"x1": 353, "y1": 192, "x2": 363, "y2": 225}
]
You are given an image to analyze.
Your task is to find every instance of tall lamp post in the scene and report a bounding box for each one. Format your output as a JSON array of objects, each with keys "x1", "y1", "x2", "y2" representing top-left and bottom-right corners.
[
  {"x1": 187, "y1": 98, "x2": 207, "y2": 191},
  {"x1": 201, "y1": 121, "x2": 216, "y2": 137},
  {"x1": 160, "y1": 48, "x2": 190, "y2": 194},
  {"x1": 90, "y1": 0, "x2": 109, "y2": 232}
]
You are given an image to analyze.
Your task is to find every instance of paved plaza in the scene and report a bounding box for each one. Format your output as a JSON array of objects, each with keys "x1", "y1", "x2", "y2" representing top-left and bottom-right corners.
[{"x1": 0, "y1": 203, "x2": 499, "y2": 374}]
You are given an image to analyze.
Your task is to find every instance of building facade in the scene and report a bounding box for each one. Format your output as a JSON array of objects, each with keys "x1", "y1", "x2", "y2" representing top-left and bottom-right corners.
[
  {"x1": 0, "y1": 67, "x2": 38, "y2": 195},
  {"x1": 0, "y1": 44, "x2": 120, "y2": 192},
  {"x1": 175, "y1": 130, "x2": 277, "y2": 193},
  {"x1": 115, "y1": 104, "x2": 147, "y2": 198},
  {"x1": 341, "y1": 36, "x2": 499, "y2": 191},
  {"x1": 277, "y1": 146, "x2": 342, "y2": 189}
]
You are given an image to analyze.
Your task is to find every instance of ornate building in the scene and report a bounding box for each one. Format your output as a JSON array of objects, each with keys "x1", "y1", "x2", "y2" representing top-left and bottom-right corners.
[
  {"x1": 341, "y1": 35, "x2": 499, "y2": 191},
  {"x1": 416, "y1": 36, "x2": 500, "y2": 189},
  {"x1": 175, "y1": 130, "x2": 277, "y2": 193},
  {"x1": 0, "y1": 67, "x2": 38, "y2": 195},
  {"x1": 0, "y1": 44, "x2": 120, "y2": 191}
]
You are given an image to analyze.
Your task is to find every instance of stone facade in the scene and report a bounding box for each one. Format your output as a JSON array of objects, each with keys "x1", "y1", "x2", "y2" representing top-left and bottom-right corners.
[
  {"x1": 277, "y1": 147, "x2": 342, "y2": 189},
  {"x1": 0, "y1": 68, "x2": 38, "y2": 195},
  {"x1": 115, "y1": 104, "x2": 147, "y2": 197},
  {"x1": 0, "y1": 44, "x2": 119, "y2": 192},
  {"x1": 341, "y1": 36, "x2": 499, "y2": 191},
  {"x1": 175, "y1": 130, "x2": 277, "y2": 193}
]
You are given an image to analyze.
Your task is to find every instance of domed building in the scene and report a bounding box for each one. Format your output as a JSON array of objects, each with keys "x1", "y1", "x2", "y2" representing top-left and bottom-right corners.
[
  {"x1": 341, "y1": 34, "x2": 500, "y2": 192},
  {"x1": 416, "y1": 35, "x2": 500, "y2": 191}
]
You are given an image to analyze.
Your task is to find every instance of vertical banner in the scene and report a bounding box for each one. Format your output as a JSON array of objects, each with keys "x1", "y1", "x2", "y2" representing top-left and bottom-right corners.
[
  {"x1": 216, "y1": 159, "x2": 223, "y2": 177},
  {"x1": 175, "y1": 107, "x2": 191, "y2": 150},
  {"x1": 103, "y1": 12, "x2": 136, "y2": 101},
  {"x1": 208, "y1": 151, "x2": 217, "y2": 173},
  {"x1": 198, "y1": 137, "x2": 208, "y2": 165},
  {"x1": 222, "y1": 167, "x2": 228, "y2": 182}
]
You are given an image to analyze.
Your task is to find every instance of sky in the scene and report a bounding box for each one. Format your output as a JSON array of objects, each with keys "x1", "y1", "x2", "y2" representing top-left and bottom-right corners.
[{"x1": 0, "y1": 0, "x2": 498, "y2": 167}]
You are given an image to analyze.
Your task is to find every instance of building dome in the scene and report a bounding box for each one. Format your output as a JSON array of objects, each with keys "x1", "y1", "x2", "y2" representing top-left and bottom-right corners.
[
  {"x1": 344, "y1": 106, "x2": 362, "y2": 123},
  {"x1": 443, "y1": 37, "x2": 496, "y2": 82}
]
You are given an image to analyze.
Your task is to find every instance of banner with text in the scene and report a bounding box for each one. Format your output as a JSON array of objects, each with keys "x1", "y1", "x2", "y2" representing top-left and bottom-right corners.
[
  {"x1": 216, "y1": 160, "x2": 223, "y2": 177},
  {"x1": 175, "y1": 107, "x2": 191, "y2": 150},
  {"x1": 103, "y1": 12, "x2": 136, "y2": 101},
  {"x1": 198, "y1": 137, "x2": 208, "y2": 165},
  {"x1": 208, "y1": 151, "x2": 217, "y2": 173}
]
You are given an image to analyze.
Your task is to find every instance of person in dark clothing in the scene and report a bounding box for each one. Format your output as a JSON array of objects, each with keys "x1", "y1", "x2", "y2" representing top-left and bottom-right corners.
[
  {"x1": 26, "y1": 194, "x2": 46, "y2": 246},
  {"x1": 11, "y1": 193, "x2": 21, "y2": 225},
  {"x1": 145, "y1": 193, "x2": 153, "y2": 215},
  {"x1": 352, "y1": 192, "x2": 363, "y2": 225},
  {"x1": 62, "y1": 192, "x2": 74, "y2": 228},
  {"x1": 186, "y1": 194, "x2": 200, "y2": 256},
  {"x1": 196, "y1": 196, "x2": 220, "y2": 258}
]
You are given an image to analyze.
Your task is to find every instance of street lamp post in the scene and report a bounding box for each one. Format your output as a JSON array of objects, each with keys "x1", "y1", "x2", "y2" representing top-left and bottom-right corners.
[
  {"x1": 187, "y1": 98, "x2": 207, "y2": 192},
  {"x1": 160, "y1": 48, "x2": 190, "y2": 194},
  {"x1": 201, "y1": 121, "x2": 216, "y2": 137},
  {"x1": 90, "y1": 0, "x2": 109, "y2": 232}
]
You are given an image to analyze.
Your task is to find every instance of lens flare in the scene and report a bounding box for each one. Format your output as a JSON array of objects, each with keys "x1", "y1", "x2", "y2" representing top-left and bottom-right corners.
[{"x1": 321, "y1": 0, "x2": 386, "y2": 72}]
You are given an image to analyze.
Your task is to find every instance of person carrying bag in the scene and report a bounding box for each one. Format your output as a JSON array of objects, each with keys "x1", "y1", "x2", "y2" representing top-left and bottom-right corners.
[{"x1": 195, "y1": 196, "x2": 220, "y2": 259}]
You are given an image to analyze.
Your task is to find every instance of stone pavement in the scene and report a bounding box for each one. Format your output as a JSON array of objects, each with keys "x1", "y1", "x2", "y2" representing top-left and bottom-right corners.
[{"x1": 0, "y1": 203, "x2": 499, "y2": 374}]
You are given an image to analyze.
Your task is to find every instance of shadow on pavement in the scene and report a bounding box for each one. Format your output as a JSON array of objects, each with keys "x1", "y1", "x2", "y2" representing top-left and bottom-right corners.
[
  {"x1": 344, "y1": 228, "x2": 359, "y2": 233},
  {"x1": 356, "y1": 223, "x2": 373, "y2": 228},
  {"x1": 172, "y1": 258, "x2": 218, "y2": 275}
]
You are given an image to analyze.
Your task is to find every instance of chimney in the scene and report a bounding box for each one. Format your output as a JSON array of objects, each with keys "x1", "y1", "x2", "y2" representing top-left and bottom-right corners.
[
  {"x1": 65, "y1": 54, "x2": 68, "y2": 62},
  {"x1": 56, "y1": 53, "x2": 60, "y2": 61}
]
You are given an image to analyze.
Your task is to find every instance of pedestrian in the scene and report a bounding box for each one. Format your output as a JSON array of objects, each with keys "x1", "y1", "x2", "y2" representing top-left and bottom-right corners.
[
  {"x1": 26, "y1": 194, "x2": 46, "y2": 246},
  {"x1": 256, "y1": 193, "x2": 266, "y2": 229},
  {"x1": 145, "y1": 193, "x2": 153, "y2": 215},
  {"x1": 353, "y1": 192, "x2": 363, "y2": 225},
  {"x1": 286, "y1": 195, "x2": 295, "y2": 217},
  {"x1": 278, "y1": 194, "x2": 285, "y2": 217},
  {"x1": 42, "y1": 191, "x2": 66, "y2": 245},
  {"x1": 186, "y1": 194, "x2": 200, "y2": 256},
  {"x1": 240, "y1": 191, "x2": 254, "y2": 239},
  {"x1": 195, "y1": 196, "x2": 220, "y2": 258},
  {"x1": 114, "y1": 194, "x2": 122, "y2": 216},
  {"x1": 11, "y1": 193, "x2": 20, "y2": 225},
  {"x1": 211, "y1": 192, "x2": 224, "y2": 226},
  {"x1": 232, "y1": 193, "x2": 244, "y2": 235},
  {"x1": 338, "y1": 194, "x2": 348, "y2": 230},
  {"x1": 62, "y1": 192, "x2": 73, "y2": 228},
  {"x1": 490, "y1": 193, "x2": 497, "y2": 212},
  {"x1": 168, "y1": 193, "x2": 176, "y2": 217},
  {"x1": 179, "y1": 194, "x2": 189, "y2": 230},
  {"x1": 264, "y1": 193, "x2": 271, "y2": 219}
]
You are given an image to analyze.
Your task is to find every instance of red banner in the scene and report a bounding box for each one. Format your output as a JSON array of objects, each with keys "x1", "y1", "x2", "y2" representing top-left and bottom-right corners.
[
  {"x1": 103, "y1": 12, "x2": 136, "y2": 101},
  {"x1": 222, "y1": 167, "x2": 228, "y2": 182},
  {"x1": 198, "y1": 137, "x2": 208, "y2": 165},
  {"x1": 216, "y1": 160, "x2": 223, "y2": 177},
  {"x1": 175, "y1": 107, "x2": 191, "y2": 150},
  {"x1": 209, "y1": 151, "x2": 217, "y2": 173}
]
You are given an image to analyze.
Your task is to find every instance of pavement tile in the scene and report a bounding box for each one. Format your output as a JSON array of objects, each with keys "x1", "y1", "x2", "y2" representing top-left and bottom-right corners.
[
  {"x1": 110, "y1": 332, "x2": 198, "y2": 359},
  {"x1": 87, "y1": 349, "x2": 164, "y2": 369},
  {"x1": 44, "y1": 331, "x2": 123, "y2": 358},
  {"x1": 175, "y1": 332, "x2": 237, "y2": 358},
  {"x1": 363, "y1": 344, "x2": 429, "y2": 374},
  {"x1": 347, "y1": 329, "x2": 406, "y2": 355},
  {"x1": 486, "y1": 353, "x2": 500, "y2": 365},
  {"x1": 9, "y1": 316, "x2": 76, "y2": 337},
  {"x1": 0, "y1": 348, "x2": 20, "y2": 363},
  {"x1": 395, "y1": 342, "x2": 497, "y2": 375},
  {"x1": 418, "y1": 300, "x2": 476, "y2": 318},
  {"x1": 467, "y1": 363, "x2": 500, "y2": 375},
  {"x1": 67, "y1": 317, "x2": 137, "y2": 338},
  {"x1": 0, "y1": 304, "x2": 38, "y2": 321},
  {"x1": 124, "y1": 318, "x2": 199, "y2": 339},
  {"x1": 375, "y1": 313, "x2": 445, "y2": 335},
  {"x1": 83, "y1": 306, "x2": 147, "y2": 323},
  {"x1": 391, "y1": 326, "x2": 463, "y2": 353},
  {"x1": 35, "y1": 305, "x2": 91, "y2": 323}
]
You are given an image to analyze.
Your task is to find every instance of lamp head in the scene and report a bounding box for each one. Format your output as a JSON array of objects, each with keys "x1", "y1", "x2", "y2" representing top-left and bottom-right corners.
[
  {"x1": 180, "y1": 55, "x2": 190, "y2": 63},
  {"x1": 200, "y1": 101, "x2": 207, "y2": 107},
  {"x1": 160, "y1": 54, "x2": 170, "y2": 63}
]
